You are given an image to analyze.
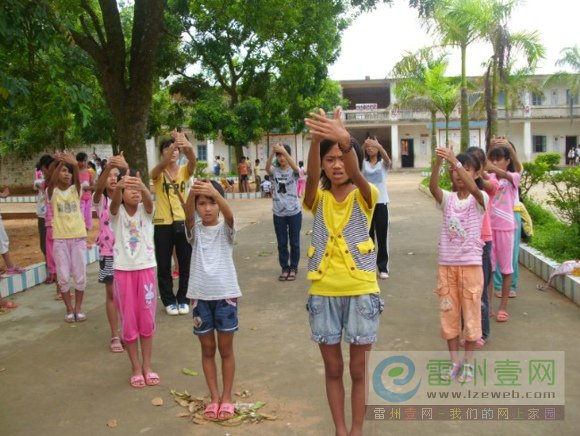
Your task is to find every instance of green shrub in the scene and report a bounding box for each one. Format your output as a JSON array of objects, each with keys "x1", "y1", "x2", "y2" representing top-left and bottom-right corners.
[
  {"x1": 523, "y1": 198, "x2": 580, "y2": 262},
  {"x1": 421, "y1": 168, "x2": 452, "y2": 191},
  {"x1": 545, "y1": 166, "x2": 580, "y2": 227},
  {"x1": 535, "y1": 152, "x2": 561, "y2": 169}
]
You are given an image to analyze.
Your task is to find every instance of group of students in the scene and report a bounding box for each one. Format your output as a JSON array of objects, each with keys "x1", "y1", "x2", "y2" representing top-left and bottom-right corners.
[
  {"x1": 20, "y1": 109, "x2": 530, "y2": 434},
  {"x1": 429, "y1": 136, "x2": 524, "y2": 384}
]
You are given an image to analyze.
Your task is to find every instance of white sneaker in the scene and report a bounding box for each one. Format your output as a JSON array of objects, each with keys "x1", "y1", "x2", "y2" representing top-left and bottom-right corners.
[
  {"x1": 178, "y1": 303, "x2": 189, "y2": 315},
  {"x1": 379, "y1": 272, "x2": 389, "y2": 279},
  {"x1": 165, "y1": 304, "x2": 179, "y2": 316}
]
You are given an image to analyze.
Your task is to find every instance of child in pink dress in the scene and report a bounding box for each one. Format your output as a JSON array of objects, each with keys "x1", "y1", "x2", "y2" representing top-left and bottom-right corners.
[
  {"x1": 76, "y1": 152, "x2": 94, "y2": 234},
  {"x1": 487, "y1": 145, "x2": 521, "y2": 322},
  {"x1": 430, "y1": 147, "x2": 488, "y2": 383},
  {"x1": 94, "y1": 153, "x2": 128, "y2": 353}
]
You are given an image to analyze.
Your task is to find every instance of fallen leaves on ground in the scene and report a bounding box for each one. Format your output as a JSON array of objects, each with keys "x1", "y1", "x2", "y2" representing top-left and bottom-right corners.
[
  {"x1": 151, "y1": 397, "x2": 164, "y2": 406},
  {"x1": 170, "y1": 389, "x2": 276, "y2": 426},
  {"x1": 181, "y1": 367, "x2": 199, "y2": 376}
]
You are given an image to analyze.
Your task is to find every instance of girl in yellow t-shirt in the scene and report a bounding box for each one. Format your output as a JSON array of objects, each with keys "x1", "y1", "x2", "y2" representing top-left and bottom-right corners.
[
  {"x1": 304, "y1": 108, "x2": 383, "y2": 436},
  {"x1": 47, "y1": 152, "x2": 88, "y2": 323}
]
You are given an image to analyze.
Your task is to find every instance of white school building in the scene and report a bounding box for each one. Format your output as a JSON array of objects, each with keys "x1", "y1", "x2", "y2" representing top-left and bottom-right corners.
[{"x1": 181, "y1": 75, "x2": 579, "y2": 174}]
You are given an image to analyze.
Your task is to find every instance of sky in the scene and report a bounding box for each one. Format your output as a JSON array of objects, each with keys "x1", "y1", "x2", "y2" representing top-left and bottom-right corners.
[{"x1": 329, "y1": 0, "x2": 579, "y2": 81}]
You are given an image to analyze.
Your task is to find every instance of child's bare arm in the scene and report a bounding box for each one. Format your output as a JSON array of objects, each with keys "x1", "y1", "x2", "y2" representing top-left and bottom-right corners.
[
  {"x1": 273, "y1": 143, "x2": 299, "y2": 173},
  {"x1": 109, "y1": 178, "x2": 125, "y2": 216},
  {"x1": 175, "y1": 132, "x2": 197, "y2": 177},
  {"x1": 192, "y1": 181, "x2": 234, "y2": 228},
  {"x1": 486, "y1": 161, "x2": 514, "y2": 185},
  {"x1": 47, "y1": 160, "x2": 63, "y2": 198},
  {"x1": 184, "y1": 189, "x2": 196, "y2": 232},
  {"x1": 437, "y1": 148, "x2": 485, "y2": 208},
  {"x1": 303, "y1": 134, "x2": 321, "y2": 210},
  {"x1": 265, "y1": 148, "x2": 276, "y2": 176},
  {"x1": 306, "y1": 107, "x2": 373, "y2": 207},
  {"x1": 429, "y1": 153, "x2": 444, "y2": 204}
]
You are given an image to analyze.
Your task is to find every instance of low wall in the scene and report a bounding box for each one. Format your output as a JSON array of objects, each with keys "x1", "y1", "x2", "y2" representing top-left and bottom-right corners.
[{"x1": 0, "y1": 246, "x2": 100, "y2": 298}]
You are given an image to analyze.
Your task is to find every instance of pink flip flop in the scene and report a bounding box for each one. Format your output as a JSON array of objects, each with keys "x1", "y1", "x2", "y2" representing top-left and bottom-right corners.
[
  {"x1": 130, "y1": 374, "x2": 146, "y2": 388},
  {"x1": 203, "y1": 403, "x2": 220, "y2": 421},
  {"x1": 496, "y1": 310, "x2": 510, "y2": 322},
  {"x1": 144, "y1": 372, "x2": 160, "y2": 386},
  {"x1": 218, "y1": 402, "x2": 235, "y2": 420}
]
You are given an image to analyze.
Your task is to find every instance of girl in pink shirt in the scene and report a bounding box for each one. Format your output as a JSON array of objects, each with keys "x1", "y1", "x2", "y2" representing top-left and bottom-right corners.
[
  {"x1": 467, "y1": 147, "x2": 498, "y2": 346},
  {"x1": 487, "y1": 146, "x2": 521, "y2": 323},
  {"x1": 430, "y1": 147, "x2": 488, "y2": 383},
  {"x1": 93, "y1": 153, "x2": 128, "y2": 353}
]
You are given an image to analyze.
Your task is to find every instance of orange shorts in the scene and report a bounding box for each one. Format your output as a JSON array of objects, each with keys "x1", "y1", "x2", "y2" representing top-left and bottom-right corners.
[{"x1": 435, "y1": 265, "x2": 483, "y2": 341}]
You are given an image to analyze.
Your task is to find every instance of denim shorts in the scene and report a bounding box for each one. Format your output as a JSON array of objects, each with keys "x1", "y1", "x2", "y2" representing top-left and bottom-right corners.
[
  {"x1": 191, "y1": 298, "x2": 239, "y2": 336},
  {"x1": 306, "y1": 293, "x2": 384, "y2": 345}
]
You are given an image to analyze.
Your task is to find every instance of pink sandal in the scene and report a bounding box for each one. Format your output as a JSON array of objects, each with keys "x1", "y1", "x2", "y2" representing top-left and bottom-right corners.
[
  {"x1": 496, "y1": 310, "x2": 510, "y2": 322},
  {"x1": 6, "y1": 266, "x2": 25, "y2": 274},
  {"x1": 144, "y1": 371, "x2": 160, "y2": 386},
  {"x1": 130, "y1": 374, "x2": 146, "y2": 388},
  {"x1": 203, "y1": 403, "x2": 220, "y2": 421},
  {"x1": 218, "y1": 402, "x2": 235, "y2": 420}
]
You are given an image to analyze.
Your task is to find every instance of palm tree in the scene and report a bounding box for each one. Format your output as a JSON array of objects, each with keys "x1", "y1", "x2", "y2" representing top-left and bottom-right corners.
[
  {"x1": 391, "y1": 48, "x2": 459, "y2": 166},
  {"x1": 546, "y1": 46, "x2": 580, "y2": 119},
  {"x1": 428, "y1": 0, "x2": 492, "y2": 151},
  {"x1": 483, "y1": 0, "x2": 545, "y2": 145},
  {"x1": 425, "y1": 64, "x2": 460, "y2": 148}
]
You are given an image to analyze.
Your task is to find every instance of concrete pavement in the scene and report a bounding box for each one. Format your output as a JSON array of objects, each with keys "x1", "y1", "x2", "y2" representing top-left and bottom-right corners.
[{"x1": 0, "y1": 172, "x2": 579, "y2": 435}]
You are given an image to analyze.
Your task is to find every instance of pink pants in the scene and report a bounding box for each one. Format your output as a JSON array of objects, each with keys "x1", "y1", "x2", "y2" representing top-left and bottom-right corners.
[
  {"x1": 54, "y1": 238, "x2": 87, "y2": 293},
  {"x1": 45, "y1": 226, "x2": 55, "y2": 274},
  {"x1": 297, "y1": 179, "x2": 306, "y2": 197},
  {"x1": 81, "y1": 198, "x2": 93, "y2": 231},
  {"x1": 114, "y1": 268, "x2": 157, "y2": 343},
  {"x1": 491, "y1": 229, "x2": 514, "y2": 275}
]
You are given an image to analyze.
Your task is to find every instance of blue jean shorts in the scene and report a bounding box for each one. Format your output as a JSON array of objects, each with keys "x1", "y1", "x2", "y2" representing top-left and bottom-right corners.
[
  {"x1": 306, "y1": 293, "x2": 384, "y2": 345},
  {"x1": 191, "y1": 298, "x2": 239, "y2": 336}
]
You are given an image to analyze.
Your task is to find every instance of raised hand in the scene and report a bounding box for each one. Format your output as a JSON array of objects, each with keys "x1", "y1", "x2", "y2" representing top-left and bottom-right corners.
[
  {"x1": 305, "y1": 107, "x2": 350, "y2": 147},
  {"x1": 490, "y1": 135, "x2": 509, "y2": 149},
  {"x1": 435, "y1": 145, "x2": 456, "y2": 164},
  {"x1": 108, "y1": 151, "x2": 129, "y2": 169},
  {"x1": 273, "y1": 143, "x2": 287, "y2": 155},
  {"x1": 192, "y1": 179, "x2": 218, "y2": 199}
]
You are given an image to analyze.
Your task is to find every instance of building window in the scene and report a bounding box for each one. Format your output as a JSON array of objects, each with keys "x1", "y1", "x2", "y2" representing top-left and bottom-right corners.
[
  {"x1": 197, "y1": 144, "x2": 207, "y2": 161},
  {"x1": 532, "y1": 135, "x2": 546, "y2": 153},
  {"x1": 531, "y1": 92, "x2": 543, "y2": 106},
  {"x1": 566, "y1": 89, "x2": 578, "y2": 105}
]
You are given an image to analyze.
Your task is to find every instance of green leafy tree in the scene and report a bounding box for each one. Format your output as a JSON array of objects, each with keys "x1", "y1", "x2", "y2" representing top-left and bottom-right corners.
[
  {"x1": 482, "y1": 0, "x2": 545, "y2": 144},
  {"x1": 175, "y1": 0, "x2": 346, "y2": 163},
  {"x1": 55, "y1": 0, "x2": 167, "y2": 180},
  {"x1": 0, "y1": 1, "x2": 110, "y2": 156},
  {"x1": 545, "y1": 46, "x2": 580, "y2": 120},
  {"x1": 428, "y1": 0, "x2": 492, "y2": 151},
  {"x1": 391, "y1": 48, "x2": 459, "y2": 165}
]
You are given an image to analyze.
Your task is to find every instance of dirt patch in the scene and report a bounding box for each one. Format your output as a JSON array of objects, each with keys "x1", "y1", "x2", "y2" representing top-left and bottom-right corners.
[{"x1": 2, "y1": 218, "x2": 100, "y2": 268}]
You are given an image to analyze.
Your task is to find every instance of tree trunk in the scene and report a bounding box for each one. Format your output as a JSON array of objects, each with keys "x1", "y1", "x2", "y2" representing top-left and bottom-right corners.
[
  {"x1": 116, "y1": 114, "x2": 149, "y2": 183},
  {"x1": 70, "y1": 0, "x2": 165, "y2": 185},
  {"x1": 445, "y1": 115, "x2": 450, "y2": 150},
  {"x1": 491, "y1": 60, "x2": 499, "y2": 138},
  {"x1": 430, "y1": 111, "x2": 437, "y2": 168},
  {"x1": 460, "y1": 43, "x2": 469, "y2": 151}
]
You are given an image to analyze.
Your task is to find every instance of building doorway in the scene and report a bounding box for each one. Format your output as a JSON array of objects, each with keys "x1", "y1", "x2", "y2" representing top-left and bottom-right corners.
[
  {"x1": 401, "y1": 139, "x2": 414, "y2": 168},
  {"x1": 566, "y1": 136, "x2": 577, "y2": 164}
]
